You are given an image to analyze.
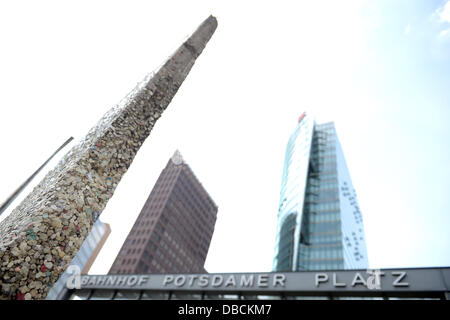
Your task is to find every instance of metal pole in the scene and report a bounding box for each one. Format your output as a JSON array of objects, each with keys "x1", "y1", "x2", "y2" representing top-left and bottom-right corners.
[{"x1": 0, "y1": 137, "x2": 74, "y2": 216}]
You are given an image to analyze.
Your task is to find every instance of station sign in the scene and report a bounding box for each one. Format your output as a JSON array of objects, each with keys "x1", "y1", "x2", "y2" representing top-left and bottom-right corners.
[{"x1": 68, "y1": 267, "x2": 450, "y2": 294}]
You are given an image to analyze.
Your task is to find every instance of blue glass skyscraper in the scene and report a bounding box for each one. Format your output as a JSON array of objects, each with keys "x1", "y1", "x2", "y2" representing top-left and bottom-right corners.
[{"x1": 273, "y1": 113, "x2": 368, "y2": 271}]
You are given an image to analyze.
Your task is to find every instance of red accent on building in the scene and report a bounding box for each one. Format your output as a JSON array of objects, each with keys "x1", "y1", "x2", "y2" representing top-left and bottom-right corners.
[{"x1": 298, "y1": 112, "x2": 306, "y2": 123}]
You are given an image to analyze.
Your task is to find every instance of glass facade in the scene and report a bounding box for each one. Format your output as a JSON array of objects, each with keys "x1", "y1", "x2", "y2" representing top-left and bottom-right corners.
[
  {"x1": 273, "y1": 114, "x2": 314, "y2": 272},
  {"x1": 273, "y1": 116, "x2": 368, "y2": 271}
]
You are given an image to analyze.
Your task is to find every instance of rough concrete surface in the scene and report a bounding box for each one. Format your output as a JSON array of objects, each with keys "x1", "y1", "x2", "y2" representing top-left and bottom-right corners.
[{"x1": 0, "y1": 16, "x2": 217, "y2": 300}]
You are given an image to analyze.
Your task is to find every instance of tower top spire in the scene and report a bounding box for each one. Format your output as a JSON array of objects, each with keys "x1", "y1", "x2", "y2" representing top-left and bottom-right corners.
[{"x1": 171, "y1": 149, "x2": 184, "y2": 165}]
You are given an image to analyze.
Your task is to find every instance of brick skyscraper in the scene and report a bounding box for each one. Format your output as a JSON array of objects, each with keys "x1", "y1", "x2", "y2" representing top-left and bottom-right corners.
[{"x1": 109, "y1": 151, "x2": 218, "y2": 274}]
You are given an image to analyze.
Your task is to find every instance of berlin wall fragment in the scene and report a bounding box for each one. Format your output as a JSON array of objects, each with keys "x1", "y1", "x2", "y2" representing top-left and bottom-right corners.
[{"x1": 0, "y1": 15, "x2": 217, "y2": 300}]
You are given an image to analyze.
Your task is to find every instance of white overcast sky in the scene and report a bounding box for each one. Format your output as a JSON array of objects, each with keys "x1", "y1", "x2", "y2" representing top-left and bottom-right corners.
[{"x1": 0, "y1": 0, "x2": 449, "y2": 274}]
